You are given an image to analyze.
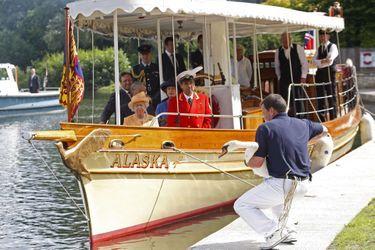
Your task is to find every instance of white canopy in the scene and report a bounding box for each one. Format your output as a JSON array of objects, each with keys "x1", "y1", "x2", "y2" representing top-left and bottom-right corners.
[{"x1": 67, "y1": 0, "x2": 344, "y2": 38}]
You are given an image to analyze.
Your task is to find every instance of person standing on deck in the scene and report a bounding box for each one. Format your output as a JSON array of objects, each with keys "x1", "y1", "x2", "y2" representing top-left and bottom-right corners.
[
  {"x1": 28, "y1": 67, "x2": 40, "y2": 93},
  {"x1": 231, "y1": 44, "x2": 253, "y2": 89},
  {"x1": 167, "y1": 67, "x2": 212, "y2": 128},
  {"x1": 132, "y1": 44, "x2": 161, "y2": 111},
  {"x1": 313, "y1": 30, "x2": 339, "y2": 121},
  {"x1": 275, "y1": 32, "x2": 308, "y2": 118},
  {"x1": 234, "y1": 94, "x2": 327, "y2": 250},
  {"x1": 161, "y1": 37, "x2": 186, "y2": 82},
  {"x1": 190, "y1": 34, "x2": 204, "y2": 69}
]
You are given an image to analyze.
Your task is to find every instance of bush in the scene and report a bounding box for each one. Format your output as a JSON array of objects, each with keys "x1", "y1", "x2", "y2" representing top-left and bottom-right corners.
[{"x1": 31, "y1": 47, "x2": 131, "y2": 92}]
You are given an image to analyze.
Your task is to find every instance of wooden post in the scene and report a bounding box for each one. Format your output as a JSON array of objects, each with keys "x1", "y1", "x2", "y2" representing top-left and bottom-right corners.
[{"x1": 64, "y1": 7, "x2": 71, "y2": 122}]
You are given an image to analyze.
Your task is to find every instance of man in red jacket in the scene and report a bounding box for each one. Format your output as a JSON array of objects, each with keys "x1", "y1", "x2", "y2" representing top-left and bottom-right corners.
[{"x1": 167, "y1": 67, "x2": 212, "y2": 128}]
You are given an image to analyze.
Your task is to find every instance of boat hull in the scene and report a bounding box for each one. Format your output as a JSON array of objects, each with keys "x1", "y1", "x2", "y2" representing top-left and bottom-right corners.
[
  {"x1": 79, "y1": 150, "x2": 260, "y2": 243},
  {"x1": 0, "y1": 91, "x2": 64, "y2": 118},
  {"x1": 35, "y1": 105, "x2": 361, "y2": 244}
]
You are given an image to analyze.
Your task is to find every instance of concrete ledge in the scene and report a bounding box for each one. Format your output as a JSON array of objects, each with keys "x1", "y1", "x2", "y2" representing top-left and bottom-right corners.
[
  {"x1": 190, "y1": 139, "x2": 375, "y2": 250},
  {"x1": 359, "y1": 89, "x2": 375, "y2": 103}
]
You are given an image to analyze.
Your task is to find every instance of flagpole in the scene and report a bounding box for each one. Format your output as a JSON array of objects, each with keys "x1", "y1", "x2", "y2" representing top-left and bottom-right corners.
[{"x1": 64, "y1": 7, "x2": 71, "y2": 122}]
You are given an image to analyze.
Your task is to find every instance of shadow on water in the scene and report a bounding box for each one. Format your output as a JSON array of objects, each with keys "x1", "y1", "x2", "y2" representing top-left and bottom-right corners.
[{"x1": 0, "y1": 93, "x2": 239, "y2": 249}]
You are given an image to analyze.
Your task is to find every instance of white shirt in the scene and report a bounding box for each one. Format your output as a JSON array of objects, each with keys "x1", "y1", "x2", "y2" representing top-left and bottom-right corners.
[
  {"x1": 183, "y1": 92, "x2": 194, "y2": 102},
  {"x1": 231, "y1": 57, "x2": 253, "y2": 88},
  {"x1": 165, "y1": 50, "x2": 174, "y2": 63},
  {"x1": 274, "y1": 44, "x2": 309, "y2": 80},
  {"x1": 313, "y1": 41, "x2": 339, "y2": 69}
]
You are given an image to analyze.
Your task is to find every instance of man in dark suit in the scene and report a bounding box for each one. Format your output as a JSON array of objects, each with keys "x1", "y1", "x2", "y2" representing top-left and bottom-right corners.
[
  {"x1": 28, "y1": 67, "x2": 40, "y2": 93},
  {"x1": 190, "y1": 34, "x2": 204, "y2": 68},
  {"x1": 162, "y1": 37, "x2": 186, "y2": 82},
  {"x1": 100, "y1": 72, "x2": 133, "y2": 124},
  {"x1": 132, "y1": 44, "x2": 161, "y2": 110}
]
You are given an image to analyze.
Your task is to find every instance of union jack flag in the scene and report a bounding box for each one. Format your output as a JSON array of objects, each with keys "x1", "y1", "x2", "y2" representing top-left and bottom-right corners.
[
  {"x1": 304, "y1": 30, "x2": 315, "y2": 50},
  {"x1": 59, "y1": 19, "x2": 85, "y2": 122}
]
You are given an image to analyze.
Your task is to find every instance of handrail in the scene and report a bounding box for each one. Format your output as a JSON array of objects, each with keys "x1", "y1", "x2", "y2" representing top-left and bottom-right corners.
[
  {"x1": 286, "y1": 65, "x2": 358, "y2": 120},
  {"x1": 154, "y1": 112, "x2": 263, "y2": 120},
  {"x1": 338, "y1": 84, "x2": 356, "y2": 96},
  {"x1": 153, "y1": 111, "x2": 264, "y2": 129}
]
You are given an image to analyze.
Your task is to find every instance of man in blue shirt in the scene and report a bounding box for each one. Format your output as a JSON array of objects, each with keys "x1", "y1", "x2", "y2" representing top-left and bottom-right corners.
[{"x1": 234, "y1": 94, "x2": 327, "y2": 249}]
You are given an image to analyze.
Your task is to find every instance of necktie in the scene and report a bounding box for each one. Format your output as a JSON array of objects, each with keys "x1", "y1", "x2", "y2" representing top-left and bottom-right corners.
[
  {"x1": 188, "y1": 97, "x2": 192, "y2": 106},
  {"x1": 170, "y1": 54, "x2": 179, "y2": 68},
  {"x1": 170, "y1": 54, "x2": 174, "y2": 64}
]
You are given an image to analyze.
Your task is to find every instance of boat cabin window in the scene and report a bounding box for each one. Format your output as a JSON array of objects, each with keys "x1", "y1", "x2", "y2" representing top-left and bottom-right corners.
[{"x1": 0, "y1": 68, "x2": 9, "y2": 81}]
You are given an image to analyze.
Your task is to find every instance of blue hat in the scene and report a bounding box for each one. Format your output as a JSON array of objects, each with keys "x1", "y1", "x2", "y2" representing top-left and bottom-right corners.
[
  {"x1": 137, "y1": 44, "x2": 152, "y2": 53},
  {"x1": 160, "y1": 79, "x2": 176, "y2": 92}
]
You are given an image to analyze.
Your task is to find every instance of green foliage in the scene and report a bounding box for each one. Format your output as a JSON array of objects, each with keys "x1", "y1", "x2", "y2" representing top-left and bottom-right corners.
[
  {"x1": 264, "y1": 0, "x2": 308, "y2": 10},
  {"x1": 264, "y1": 0, "x2": 375, "y2": 47},
  {"x1": 30, "y1": 48, "x2": 131, "y2": 92},
  {"x1": 0, "y1": 0, "x2": 73, "y2": 68}
]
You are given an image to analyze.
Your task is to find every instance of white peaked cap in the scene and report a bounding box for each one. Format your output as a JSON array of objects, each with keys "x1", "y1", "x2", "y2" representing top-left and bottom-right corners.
[{"x1": 176, "y1": 66, "x2": 203, "y2": 83}]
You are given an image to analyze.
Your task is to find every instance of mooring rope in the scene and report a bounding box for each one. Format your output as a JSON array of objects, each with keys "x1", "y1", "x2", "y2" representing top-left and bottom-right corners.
[
  {"x1": 169, "y1": 146, "x2": 257, "y2": 187},
  {"x1": 279, "y1": 179, "x2": 298, "y2": 232},
  {"x1": 145, "y1": 178, "x2": 165, "y2": 230},
  {"x1": 28, "y1": 140, "x2": 89, "y2": 221},
  {"x1": 300, "y1": 84, "x2": 323, "y2": 123},
  {"x1": 361, "y1": 105, "x2": 375, "y2": 117}
]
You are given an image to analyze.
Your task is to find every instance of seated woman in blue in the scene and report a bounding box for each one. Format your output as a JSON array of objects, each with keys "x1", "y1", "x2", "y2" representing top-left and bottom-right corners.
[{"x1": 156, "y1": 79, "x2": 177, "y2": 126}]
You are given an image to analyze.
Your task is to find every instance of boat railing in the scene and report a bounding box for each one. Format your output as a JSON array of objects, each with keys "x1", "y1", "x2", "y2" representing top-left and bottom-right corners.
[
  {"x1": 287, "y1": 65, "x2": 358, "y2": 121},
  {"x1": 43, "y1": 87, "x2": 60, "y2": 91},
  {"x1": 154, "y1": 112, "x2": 263, "y2": 130},
  {"x1": 19, "y1": 87, "x2": 60, "y2": 92}
]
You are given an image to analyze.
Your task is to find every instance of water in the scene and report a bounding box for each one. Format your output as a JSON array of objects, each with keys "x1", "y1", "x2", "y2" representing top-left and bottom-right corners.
[{"x1": 0, "y1": 93, "x2": 238, "y2": 249}]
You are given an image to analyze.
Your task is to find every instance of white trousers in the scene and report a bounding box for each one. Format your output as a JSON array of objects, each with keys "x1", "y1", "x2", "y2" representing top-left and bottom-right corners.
[{"x1": 233, "y1": 177, "x2": 308, "y2": 237}]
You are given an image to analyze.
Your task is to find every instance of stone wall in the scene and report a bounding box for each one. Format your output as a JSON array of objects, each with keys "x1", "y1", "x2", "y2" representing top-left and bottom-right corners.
[{"x1": 357, "y1": 71, "x2": 375, "y2": 89}]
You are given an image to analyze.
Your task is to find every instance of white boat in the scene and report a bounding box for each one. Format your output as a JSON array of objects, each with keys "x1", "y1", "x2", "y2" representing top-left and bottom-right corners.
[
  {"x1": 0, "y1": 63, "x2": 64, "y2": 118},
  {"x1": 29, "y1": 0, "x2": 366, "y2": 246}
]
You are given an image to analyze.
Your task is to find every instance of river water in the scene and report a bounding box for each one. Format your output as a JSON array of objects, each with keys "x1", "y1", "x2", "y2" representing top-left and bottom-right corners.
[{"x1": 0, "y1": 95, "x2": 238, "y2": 249}]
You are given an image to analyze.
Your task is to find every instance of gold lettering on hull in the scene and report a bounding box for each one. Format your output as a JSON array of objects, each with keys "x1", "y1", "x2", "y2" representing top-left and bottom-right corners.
[{"x1": 110, "y1": 153, "x2": 169, "y2": 169}]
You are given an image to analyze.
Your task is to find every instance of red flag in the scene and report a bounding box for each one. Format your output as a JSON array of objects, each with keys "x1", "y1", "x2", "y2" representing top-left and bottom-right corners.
[
  {"x1": 59, "y1": 19, "x2": 84, "y2": 122},
  {"x1": 304, "y1": 30, "x2": 315, "y2": 50}
]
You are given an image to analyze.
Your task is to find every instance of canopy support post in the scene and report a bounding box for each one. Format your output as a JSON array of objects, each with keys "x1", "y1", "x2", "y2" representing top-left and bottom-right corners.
[
  {"x1": 233, "y1": 22, "x2": 238, "y2": 84},
  {"x1": 113, "y1": 10, "x2": 121, "y2": 125},
  {"x1": 157, "y1": 18, "x2": 165, "y2": 99}
]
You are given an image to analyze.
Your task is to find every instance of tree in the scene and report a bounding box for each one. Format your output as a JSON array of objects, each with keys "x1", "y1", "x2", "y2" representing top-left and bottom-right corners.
[{"x1": 264, "y1": 0, "x2": 375, "y2": 48}]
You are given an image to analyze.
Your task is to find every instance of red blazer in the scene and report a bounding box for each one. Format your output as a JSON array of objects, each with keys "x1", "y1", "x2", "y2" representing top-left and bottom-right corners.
[{"x1": 167, "y1": 92, "x2": 212, "y2": 128}]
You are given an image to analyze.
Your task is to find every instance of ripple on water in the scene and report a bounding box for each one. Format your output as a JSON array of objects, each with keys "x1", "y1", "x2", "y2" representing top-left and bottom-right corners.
[
  {"x1": 0, "y1": 110, "x2": 240, "y2": 250},
  {"x1": 0, "y1": 114, "x2": 89, "y2": 249}
]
